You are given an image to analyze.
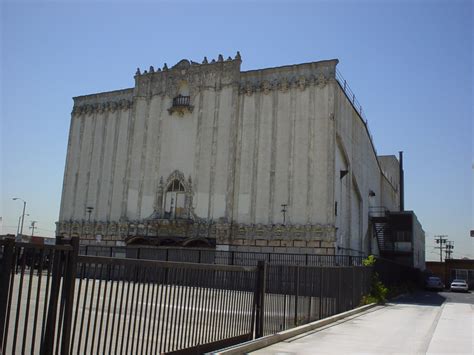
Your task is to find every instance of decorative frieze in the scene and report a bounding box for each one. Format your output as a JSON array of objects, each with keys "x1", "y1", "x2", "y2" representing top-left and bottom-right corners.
[
  {"x1": 238, "y1": 74, "x2": 331, "y2": 96},
  {"x1": 72, "y1": 99, "x2": 133, "y2": 116},
  {"x1": 57, "y1": 219, "x2": 335, "y2": 245}
]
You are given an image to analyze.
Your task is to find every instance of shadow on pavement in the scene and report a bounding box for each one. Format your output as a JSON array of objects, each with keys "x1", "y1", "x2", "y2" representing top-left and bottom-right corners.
[{"x1": 390, "y1": 291, "x2": 446, "y2": 306}]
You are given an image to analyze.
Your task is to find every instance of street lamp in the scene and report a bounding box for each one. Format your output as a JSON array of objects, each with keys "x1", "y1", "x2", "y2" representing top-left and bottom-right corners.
[
  {"x1": 86, "y1": 206, "x2": 94, "y2": 222},
  {"x1": 13, "y1": 197, "x2": 27, "y2": 237},
  {"x1": 281, "y1": 204, "x2": 288, "y2": 225}
]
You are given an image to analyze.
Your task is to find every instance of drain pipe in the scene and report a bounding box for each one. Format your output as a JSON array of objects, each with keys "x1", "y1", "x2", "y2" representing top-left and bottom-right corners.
[{"x1": 399, "y1": 151, "x2": 404, "y2": 212}]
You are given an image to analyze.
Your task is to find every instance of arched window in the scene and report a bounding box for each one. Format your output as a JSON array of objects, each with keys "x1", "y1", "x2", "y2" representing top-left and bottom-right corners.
[
  {"x1": 167, "y1": 179, "x2": 185, "y2": 192},
  {"x1": 152, "y1": 170, "x2": 194, "y2": 221},
  {"x1": 163, "y1": 179, "x2": 186, "y2": 219}
]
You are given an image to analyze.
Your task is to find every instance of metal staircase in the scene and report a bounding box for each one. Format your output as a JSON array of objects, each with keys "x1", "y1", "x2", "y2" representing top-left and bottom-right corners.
[
  {"x1": 369, "y1": 207, "x2": 394, "y2": 254},
  {"x1": 371, "y1": 216, "x2": 394, "y2": 253}
]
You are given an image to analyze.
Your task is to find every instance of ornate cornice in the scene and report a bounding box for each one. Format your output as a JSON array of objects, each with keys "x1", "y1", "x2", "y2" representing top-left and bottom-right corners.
[
  {"x1": 239, "y1": 73, "x2": 331, "y2": 96},
  {"x1": 72, "y1": 99, "x2": 133, "y2": 116}
]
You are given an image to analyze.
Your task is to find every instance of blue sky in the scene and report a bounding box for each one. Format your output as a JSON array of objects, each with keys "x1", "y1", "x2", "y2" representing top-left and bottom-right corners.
[{"x1": 1, "y1": 0, "x2": 472, "y2": 260}]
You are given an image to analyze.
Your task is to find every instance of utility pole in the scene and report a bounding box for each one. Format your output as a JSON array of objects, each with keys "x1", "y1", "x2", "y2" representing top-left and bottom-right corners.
[
  {"x1": 30, "y1": 221, "x2": 37, "y2": 237},
  {"x1": 434, "y1": 235, "x2": 448, "y2": 262},
  {"x1": 444, "y1": 241, "x2": 454, "y2": 260}
]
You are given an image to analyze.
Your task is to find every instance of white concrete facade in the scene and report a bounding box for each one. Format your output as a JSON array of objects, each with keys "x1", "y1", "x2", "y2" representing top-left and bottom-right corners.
[{"x1": 58, "y1": 54, "x2": 401, "y2": 256}]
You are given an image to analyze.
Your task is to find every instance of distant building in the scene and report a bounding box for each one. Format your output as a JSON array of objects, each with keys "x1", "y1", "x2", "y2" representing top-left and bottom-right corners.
[
  {"x1": 426, "y1": 259, "x2": 474, "y2": 289},
  {"x1": 57, "y1": 53, "x2": 424, "y2": 265}
]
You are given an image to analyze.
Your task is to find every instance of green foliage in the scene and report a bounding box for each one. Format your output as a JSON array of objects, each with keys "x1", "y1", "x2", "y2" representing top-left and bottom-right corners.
[
  {"x1": 362, "y1": 255, "x2": 377, "y2": 267},
  {"x1": 360, "y1": 294, "x2": 379, "y2": 305},
  {"x1": 360, "y1": 255, "x2": 389, "y2": 305}
]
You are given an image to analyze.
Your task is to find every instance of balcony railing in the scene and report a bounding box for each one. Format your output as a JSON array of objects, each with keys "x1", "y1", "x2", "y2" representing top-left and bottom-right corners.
[
  {"x1": 172, "y1": 95, "x2": 190, "y2": 107},
  {"x1": 168, "y1": 95, "x2": 193, "y2": 116}
]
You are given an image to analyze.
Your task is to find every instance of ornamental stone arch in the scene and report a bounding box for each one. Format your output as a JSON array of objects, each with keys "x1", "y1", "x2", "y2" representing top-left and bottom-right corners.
[{"x1": 153, "y1": 170, "x2": 194, "y2": 220}]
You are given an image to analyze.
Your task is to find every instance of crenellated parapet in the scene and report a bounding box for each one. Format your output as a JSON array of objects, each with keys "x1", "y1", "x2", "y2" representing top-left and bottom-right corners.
[{"x1": 133, "y1": 52, "x2": 242, "y2": 99}]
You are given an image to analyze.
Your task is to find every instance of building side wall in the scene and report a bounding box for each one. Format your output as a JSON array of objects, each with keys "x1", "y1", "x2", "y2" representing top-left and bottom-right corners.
[
  {"x1": 334, "y1": 85, "x2": 399, "y2": 256},
  {"x1": 412, "y1": 212, "x2": 426, "y2": 269}
]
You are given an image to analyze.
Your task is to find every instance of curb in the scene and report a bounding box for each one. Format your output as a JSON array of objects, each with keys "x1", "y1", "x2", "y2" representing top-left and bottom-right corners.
[{"x1": 210, "y1": 303, "x2": 377, "y2": 354}]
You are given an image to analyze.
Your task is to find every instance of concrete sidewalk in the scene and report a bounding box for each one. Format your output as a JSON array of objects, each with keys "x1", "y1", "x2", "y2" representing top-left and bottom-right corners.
[
  {"x1": 251, "y1": 300, "x2": 473, "y2": 354},
  {"x1": 426, "y1": 302, "x2": 473, "y2": 354}
]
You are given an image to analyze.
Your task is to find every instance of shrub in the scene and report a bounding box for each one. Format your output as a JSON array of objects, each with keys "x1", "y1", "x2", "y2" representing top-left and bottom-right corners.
[{"x1": 360, "y1": 255, "x2": 389, "y2": 305}]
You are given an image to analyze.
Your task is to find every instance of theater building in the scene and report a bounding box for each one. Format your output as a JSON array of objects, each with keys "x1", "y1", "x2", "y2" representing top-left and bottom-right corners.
[{"x1": 57, "y1": 52, "x2": 424, "y2": 263}]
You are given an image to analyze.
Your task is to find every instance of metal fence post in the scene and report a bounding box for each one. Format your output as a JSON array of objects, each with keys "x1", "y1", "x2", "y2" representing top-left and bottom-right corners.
[
  {"x1": 0, "y1": 239, "x2": 15, "y2": 352},
  {"x1": 294, "y1": 266, "x2": 300, "y2": 326},
  {"x1": 254, "y1": 261, "x2": 266, "y2": 338},
  {"x1": 60, "y1": 237, "x2": 79, "y2": 354},
  {"x1": 41, "y1": 236, "x2": 65, "y2": 355},
  {"x1": 337, "y1": 268, "x2": 342, "y2": 314},
  {"x1": 352, "y1": 267, "x2": 356, "y2": 308},
  {"x1": 319, "y1": 267, "x2": 323, "y2": 319}
]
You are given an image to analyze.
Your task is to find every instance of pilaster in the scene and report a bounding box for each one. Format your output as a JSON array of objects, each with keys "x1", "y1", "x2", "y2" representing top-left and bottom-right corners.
[
  {"x1": 121, "y1": 98, "x2": 137, "y2": 219},
  {"x1": 287, "y1": 87, "x2": 296, "y2": 224},
  {"x1": 268, "y1": 89, "x2": 278, "y2": 224},
  {"x1": 225, "y1": 83, "x2": 240, "y2": 221},
  {"x1": 106, "y1": 108, "x2": 121, "y2": 221},
  {"x1": 94, "y1": 107, "x2": 108, "y2": 220},
  {"x1": 208, "y1": 89, "x2": 221, "y2": 220},
  {"x1": 250, "y1": 91, "x2": 262, "y2": 224},
  {"x1": 137, "y1": 95, "x2": 152, "y2": 219},
  {"x1": 306, "y1": 81, "x2": 315, "y2": 223}
]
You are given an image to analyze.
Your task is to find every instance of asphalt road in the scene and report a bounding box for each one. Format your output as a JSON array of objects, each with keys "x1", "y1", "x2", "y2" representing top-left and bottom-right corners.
[
  {"x1": 392, "y1": 289, "x2": 474, "y2": 305},
  {"x1": 252, "y1": 290, "x2": 473, "y2": 354}
]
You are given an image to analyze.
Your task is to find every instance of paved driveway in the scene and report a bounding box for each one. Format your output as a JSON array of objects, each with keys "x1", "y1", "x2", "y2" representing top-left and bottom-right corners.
[{"x1": 251, "y1": 291, "x2": 473, "y2": 354}]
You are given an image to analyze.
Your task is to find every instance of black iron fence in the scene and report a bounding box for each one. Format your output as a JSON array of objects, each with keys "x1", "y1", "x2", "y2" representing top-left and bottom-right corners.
[
  {"x1": 70, "y1": 257, "x2": 256, "y2": 354},
  {"x1": 1, "y1": 238, "x2": 372, "y2": 354},
  {"x1": 0, "y1": 238, "x2": 78, "y2": 355},
  {"x1": 262, "y1": 264, "x2": 371, "y2": 335},
  {"x1": 79, "y1": 245, "x2": 365, "y2": 267}
]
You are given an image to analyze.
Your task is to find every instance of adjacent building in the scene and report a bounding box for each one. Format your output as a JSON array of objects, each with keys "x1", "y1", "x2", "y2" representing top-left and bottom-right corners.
[{"x1": 57, "y1": 53, "x2": 425, "y2": 266}]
